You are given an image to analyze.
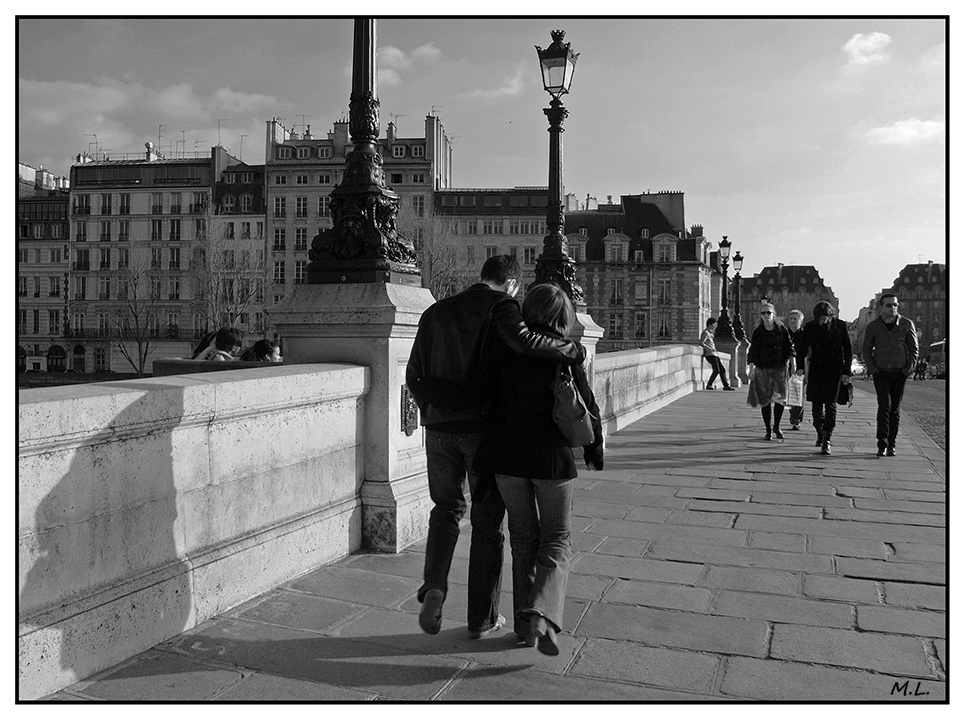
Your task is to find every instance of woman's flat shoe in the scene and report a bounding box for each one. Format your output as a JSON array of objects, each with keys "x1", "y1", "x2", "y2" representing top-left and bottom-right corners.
[{"x1": 530, "y1": 615, "x2": 560, "y2": 656}]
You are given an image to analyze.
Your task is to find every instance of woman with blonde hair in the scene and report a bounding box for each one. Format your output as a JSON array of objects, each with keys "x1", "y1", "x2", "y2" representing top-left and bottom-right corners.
[
  {"x1": 746, "y1": 301, "x2": 795, "y2": 440},
  {"x1": 473, "y1": 283, "x2": 604, "y2": 655}
]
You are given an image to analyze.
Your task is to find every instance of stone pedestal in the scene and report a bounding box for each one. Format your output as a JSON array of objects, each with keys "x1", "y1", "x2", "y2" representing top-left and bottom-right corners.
[
  {"x1": 736, "y1": 338, "x2": 750, "y2": 385},
  {"x1": 716, "y1": 337, "x2": 740, "y2": 390},
  {"x1": 571, "y1": 311, "x2": 604, "y2": 381},
  {"x1": 271, "y1": 282, "x2": 435, "y2": 553}
]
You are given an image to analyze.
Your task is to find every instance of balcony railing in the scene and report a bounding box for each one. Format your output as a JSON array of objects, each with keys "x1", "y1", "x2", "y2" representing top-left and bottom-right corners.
[
  {"x1": 73, "y1": 262, "x2": 90, "y2": 271},
  {"x1": 100, "y1": 207, "x2": 111, "y2": 215},
  {"x1": 152, "y1": 206, "x2": 164, "y2": 214}
]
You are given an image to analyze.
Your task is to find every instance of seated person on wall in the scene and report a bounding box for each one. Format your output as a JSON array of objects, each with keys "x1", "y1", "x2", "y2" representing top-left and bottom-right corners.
[
  {"x1": 194, "y1": 327, "x2": 245, "y2": 362},
  {"x1": 240, "y1": 339, "x2": 281, "y2": 363}
]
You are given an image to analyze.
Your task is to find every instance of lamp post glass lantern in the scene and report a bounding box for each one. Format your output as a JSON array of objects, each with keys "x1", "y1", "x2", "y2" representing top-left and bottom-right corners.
[
  {"x1": 532, "y1": 30, "x2": 584, "y2": 305},
  {"x1": 732, "y1": 250, "x2": 745, "y2": 341},
  {"x1": 714, "y1": 236, "x2": 735, "y2": 341}
]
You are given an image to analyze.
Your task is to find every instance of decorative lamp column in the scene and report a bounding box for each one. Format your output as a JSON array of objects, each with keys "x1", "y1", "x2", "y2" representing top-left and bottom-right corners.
[
  {"x1": 732, "y1": 250, "x2": 750, "y2": 384},
  {"x1": 272, "y1": 18, "x2": 436, "y2": 554},
  {"x1": 306, "y1": 19, "x2": 420, "y2": 286},
  {"x1": 714, "y1": 236, "x2": 735, "y2": 341},
  {"x1": 732, "y1": 250, "x2": 745, "y2": 341},
  {"x1": 532, "y1": 30, "x2": 584, "y2": 307}
]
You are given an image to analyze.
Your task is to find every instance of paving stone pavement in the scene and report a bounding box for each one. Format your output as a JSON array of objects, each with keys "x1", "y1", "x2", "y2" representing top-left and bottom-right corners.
[{"x1": 45, "y1": 387, "x2": 947, "y2": 702}]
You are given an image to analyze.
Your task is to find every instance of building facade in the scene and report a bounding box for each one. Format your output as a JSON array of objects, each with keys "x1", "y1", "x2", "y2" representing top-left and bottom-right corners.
[
  {"x1": 17, "y1": 181, "x2": 71, "y2": 372},
  {"x1": 264, "y1": 114, "x2": 452, "y2": 305},
  {"x1": 738, "y1": 264, "x2": 839, "y2": 332},
  {"x1": 62, "y1": 144, "x2": 262, "y2": 373},
  {"x1": 564, "y1": 193, "x2": 715, "y2": 351}
]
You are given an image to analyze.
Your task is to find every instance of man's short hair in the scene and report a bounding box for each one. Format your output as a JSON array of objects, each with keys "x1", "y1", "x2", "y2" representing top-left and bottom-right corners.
[
  {"x1": 480, "y1": 255, "x2": 520, "y2": 285},
  {"x1": 788, "y1": 309, "x2": 804, "y2": 320},
  {"x1": 706, "y1": 318, "x2": 718, "y2": 328},
  {"x1": 879, "y1": 292, "x2": 898, "y2": 306}
]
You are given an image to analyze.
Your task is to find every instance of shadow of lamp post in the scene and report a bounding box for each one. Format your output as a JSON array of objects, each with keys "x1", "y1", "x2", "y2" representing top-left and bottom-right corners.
[{"x1": 532, "y1": 30, "x2": 584, "y2": 307}]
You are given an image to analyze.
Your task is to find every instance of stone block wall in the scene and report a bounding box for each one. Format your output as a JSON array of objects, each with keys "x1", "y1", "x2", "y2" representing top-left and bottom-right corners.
[{"x1": 17, "y1": 364, "x2": 368, "y2": 700}]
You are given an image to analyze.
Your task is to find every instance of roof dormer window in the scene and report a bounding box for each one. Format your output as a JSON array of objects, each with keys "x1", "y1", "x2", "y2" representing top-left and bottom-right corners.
[{"x1": 392, "y1": 145, "x2": 406, "y2": 158}]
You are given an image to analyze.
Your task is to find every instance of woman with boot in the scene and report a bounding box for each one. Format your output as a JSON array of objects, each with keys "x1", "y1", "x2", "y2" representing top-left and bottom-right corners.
[
  {"x1": 746, "y1": 302, "x2": 795, "y2": 441},
  {"x1": 795, "y1": 301, "x2": 853, "y2": 455}
]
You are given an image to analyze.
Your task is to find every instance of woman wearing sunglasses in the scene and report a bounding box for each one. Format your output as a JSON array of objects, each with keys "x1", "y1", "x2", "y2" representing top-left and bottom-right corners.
[{"x1": 746, "y1": 301, "x2": 796, "y2": 441}]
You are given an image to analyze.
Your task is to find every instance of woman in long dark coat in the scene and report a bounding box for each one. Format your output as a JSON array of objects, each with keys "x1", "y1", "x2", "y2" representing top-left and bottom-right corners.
[
  {"x1": 795, "y1": 301, "x2": 853, "y2": 454},
  {"x1": 473, "y1": 284, "x2": 604, "y2": 656}
]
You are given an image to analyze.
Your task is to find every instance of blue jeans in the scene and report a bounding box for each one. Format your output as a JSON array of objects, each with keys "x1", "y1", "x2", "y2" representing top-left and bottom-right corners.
[
  {"x1": 419, "y1": 430, "x2": 504, "y2": 631},
  {"x1": 495, "y1": 473, "x2": 572, "y2": 634}
]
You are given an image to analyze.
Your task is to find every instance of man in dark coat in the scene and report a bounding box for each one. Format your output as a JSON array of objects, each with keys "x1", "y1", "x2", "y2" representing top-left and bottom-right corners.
[
  {"x1": 405, "y1": 255, "x2": 583, "y2": 639},
  {"x1": 795, "y1": 301, "x2": 852, "y2": 455},
  {"x1": 862, "y1": 292, "x2": 919, "y2": 456}
]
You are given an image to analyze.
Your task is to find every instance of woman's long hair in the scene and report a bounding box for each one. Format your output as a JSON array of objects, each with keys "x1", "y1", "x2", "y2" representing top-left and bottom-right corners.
[{"x1": 522, "y1": 284, "x2": 575, "y2": 336}]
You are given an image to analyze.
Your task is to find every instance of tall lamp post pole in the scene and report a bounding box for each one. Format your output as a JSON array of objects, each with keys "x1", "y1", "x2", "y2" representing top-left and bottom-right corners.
[
  {"x1": 533, "y1": 30, "x2": 584, "y2": 306},
  {"x1": 732, "y1": 250, "x2": 745, "y2": 341},
  {"x1": 307, "y1": 18, "x2": 420, "y2": 285},
  {"x1": 714, "y1": 236, "x2": 735, "y2": 341}
]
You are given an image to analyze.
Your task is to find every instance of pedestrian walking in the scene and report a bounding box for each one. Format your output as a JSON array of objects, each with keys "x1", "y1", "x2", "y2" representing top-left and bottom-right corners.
[
  {"x1": 405, "y1": 255, "x2": 583, "y2": 639},
  {"x1": 786, "y1": 309, "x2": 806, "y2": 430},
  {"x1": 746, "y1": 302, "x2": 795, "y2": 441},
  {"x1": 699, "y1": 318, "x2": 735, "y2": 390},
  {"x1": 472, "y1": 284, "x2": 604, "y2": 655},
  {"x1": 862, "y1": 293, "x2": 918, "y2": 457},
  {"x1": 795, "y1": 301, "x2": 853, "y2": 455}
]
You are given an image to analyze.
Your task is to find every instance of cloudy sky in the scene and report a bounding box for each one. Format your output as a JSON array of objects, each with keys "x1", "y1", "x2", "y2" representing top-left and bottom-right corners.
[{"x1": 16, "y1": 12, "x2": 949, "y2": 319}]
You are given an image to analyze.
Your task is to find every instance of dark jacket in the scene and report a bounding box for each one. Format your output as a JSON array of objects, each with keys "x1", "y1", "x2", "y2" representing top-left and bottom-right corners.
[
  {"x1": 473, "y1": 325, "x2": 604, "y2": 479},
  {"x1": 796, "y1": 318, "x2": 852, "y2": 403},
  {"x1": 862, "y1": 315, "x2": 918, "y2": 374},
  {"x1": 405, "y1": 283, "x2": 582, "y2": 431},
  {"x1": 747, "y1": 323, "x2": 794, "y2": 369}
]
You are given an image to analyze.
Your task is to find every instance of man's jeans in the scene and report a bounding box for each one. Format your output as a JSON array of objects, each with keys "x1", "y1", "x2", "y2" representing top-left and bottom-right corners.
[
  {"x1": 704, "y1": 355, "x2": 729, "y2": 388},
  {"x1": 418, "y1": 429, "x2": 504, "y2": 631},
  {"x1": 873, "y1": 369, "x2": 908, "y2": 448},
  {"x1": 494, "y1": 474, "x2": 573, "y2": 635}
]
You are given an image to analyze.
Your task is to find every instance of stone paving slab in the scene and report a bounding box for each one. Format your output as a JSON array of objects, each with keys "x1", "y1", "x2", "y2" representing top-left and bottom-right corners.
[{"x1": 47, "y1": 386, "x2": 946, "y2": 702}]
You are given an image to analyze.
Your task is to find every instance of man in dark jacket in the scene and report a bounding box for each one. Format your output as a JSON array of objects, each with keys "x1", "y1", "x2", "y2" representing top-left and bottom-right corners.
[
  {"x1": 406, "y1": 255, "x2": 583, "y2": 639},
  {"x1": 862, "y1": 293, "x2": 919, "y2": 456}
]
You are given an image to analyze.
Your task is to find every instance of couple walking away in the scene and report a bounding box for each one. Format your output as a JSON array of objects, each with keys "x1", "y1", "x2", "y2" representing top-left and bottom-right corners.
[{"x1": 406, "y1": 256, "x2": 604, "y2": 655}]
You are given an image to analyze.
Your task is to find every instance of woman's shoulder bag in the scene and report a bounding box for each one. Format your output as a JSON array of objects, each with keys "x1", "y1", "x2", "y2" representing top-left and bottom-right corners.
[{"x1": 552, "y1": 363, "x2": 596, "y2": 447}]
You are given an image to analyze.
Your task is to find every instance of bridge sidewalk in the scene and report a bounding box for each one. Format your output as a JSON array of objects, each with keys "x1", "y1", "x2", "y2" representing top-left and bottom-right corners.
[{"x1": 45, "y1": 387, "x2": 947, "y2": 702}]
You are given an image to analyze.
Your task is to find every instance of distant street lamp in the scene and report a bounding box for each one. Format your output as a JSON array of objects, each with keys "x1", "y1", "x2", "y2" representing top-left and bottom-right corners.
[
  {"x1": 732, "y1": 250, "x2": 745, "y2": 341},
  {"x1": 714, "y1": 236, "x2": 735, "y2": 341},
  {"x1": 532, "y1": 30, "x2": 584, "y2": 306}
]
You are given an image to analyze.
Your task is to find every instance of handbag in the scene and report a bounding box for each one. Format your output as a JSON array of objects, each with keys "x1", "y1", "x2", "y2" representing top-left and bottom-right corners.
[
  {"x1": 787, "y1": 374, "x2": 804, "y2": 408},
  {"x1": 552, "y1": 363, "x2": 596, "y2": 447},
  {"x1": 836, "y1": 380, "x2": 853, "y2": 406}
]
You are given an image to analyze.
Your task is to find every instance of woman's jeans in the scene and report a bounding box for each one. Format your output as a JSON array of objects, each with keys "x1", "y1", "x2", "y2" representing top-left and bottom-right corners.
[{"x1": 495, "y1": 474, "x2": 573, "y2": 634}]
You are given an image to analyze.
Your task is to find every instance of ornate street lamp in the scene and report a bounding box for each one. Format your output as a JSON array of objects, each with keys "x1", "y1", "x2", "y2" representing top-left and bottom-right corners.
[
  {"x1": 732, "y1": 250, "x2": 745, "y2": 341},
  {"x1": 307, "y1": 18, "x2": 420, "y2": 285},
  {"x1": 532, "y1": 30, "x2": 584, "y2": 306},
  {"x1": 714, "y1": 236, "x2": 735, "y2": 341}
]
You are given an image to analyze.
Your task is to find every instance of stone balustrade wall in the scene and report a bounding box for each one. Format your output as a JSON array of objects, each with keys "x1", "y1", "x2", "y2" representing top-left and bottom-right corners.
[
  {"x1": 17, "y1": 364, "x2": 368, "y2": 700},
  {"x1": 17, "y1": 344, "x2": 708, "y2": 699},
  {"x1": 592, "y1": 344, "x2": 722, "y2": 434}
]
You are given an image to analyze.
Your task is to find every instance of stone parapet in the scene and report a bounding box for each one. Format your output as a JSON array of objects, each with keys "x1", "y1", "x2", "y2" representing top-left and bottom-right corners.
[
  {"x1": 593, "y1": 344, "x2": 707, "y2": 434},
  {"x1": 17, "y1": 364, "x2": 368, "y2": 700}
]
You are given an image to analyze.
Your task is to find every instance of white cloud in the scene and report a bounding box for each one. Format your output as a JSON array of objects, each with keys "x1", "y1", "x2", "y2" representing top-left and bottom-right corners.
[
  {"x1": 464, "y1": 66, "x2": 527, "y2": 100},
  {"x1": 865, "y1": 119, "x2": 944, "y2": 146},
  {"x1": 411, "y1": 43, "x2": 442, "y2": 62},
  {"x1": 378, "y1": 43, "x2": 442, "y2": 86},
  {"x1": 842, "y1": 32, "x2": 892, "y2": 69},
  {"x1": 920, "y1": 43, "x2": 945, "y2": 69}
]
